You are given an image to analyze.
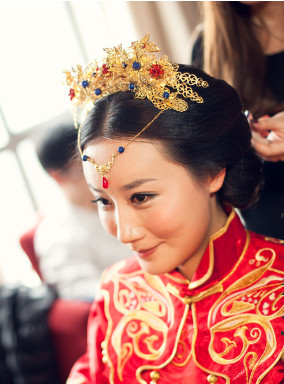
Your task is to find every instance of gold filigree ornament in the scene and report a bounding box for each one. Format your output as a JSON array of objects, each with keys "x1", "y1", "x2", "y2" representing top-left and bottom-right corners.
[{"x1": 63, "y1": 33, "x2": 209, "y2": 189}]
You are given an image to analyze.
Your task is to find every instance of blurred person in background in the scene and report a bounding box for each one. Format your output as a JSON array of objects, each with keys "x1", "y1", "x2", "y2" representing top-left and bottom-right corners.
[
  {"x1": 34, "y1": 123, "x2": 130, "y2": 301},
  {"x1": 191, "y1": 1, "x2": 284, "y2": 239}
]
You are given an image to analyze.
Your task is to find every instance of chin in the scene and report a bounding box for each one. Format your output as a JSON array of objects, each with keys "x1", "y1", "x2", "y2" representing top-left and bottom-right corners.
[{"x1": 137, "y1": 259, "x2": 171, "y2": 276}]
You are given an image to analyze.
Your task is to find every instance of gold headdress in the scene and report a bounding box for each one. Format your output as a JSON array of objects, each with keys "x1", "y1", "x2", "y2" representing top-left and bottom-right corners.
[{"x1": 64, "y1": 34, "x2": 209, "y2": 188}]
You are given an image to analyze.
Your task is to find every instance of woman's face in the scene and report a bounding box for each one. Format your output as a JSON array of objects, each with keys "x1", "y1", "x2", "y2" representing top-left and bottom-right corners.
[{"x1": 83, "y1": 139, "x2": 226, "y2": 279}]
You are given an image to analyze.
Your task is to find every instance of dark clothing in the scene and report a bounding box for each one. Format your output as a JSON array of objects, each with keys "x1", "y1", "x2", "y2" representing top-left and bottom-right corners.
[
  {"x1": 191, "y1": 35, "x2": 284, "y2": 239},
  {"x1": 0, "y1": 284, "x2": 60, "y2": 384}
]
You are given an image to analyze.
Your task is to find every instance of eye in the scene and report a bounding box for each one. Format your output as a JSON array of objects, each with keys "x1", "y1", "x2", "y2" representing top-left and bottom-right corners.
[
  {"x1": 131, "y1": 193, "x2": 156, "y2": 205},
  {"x1": 91, "y1": 197, "x2": 110, "y2": 207}
]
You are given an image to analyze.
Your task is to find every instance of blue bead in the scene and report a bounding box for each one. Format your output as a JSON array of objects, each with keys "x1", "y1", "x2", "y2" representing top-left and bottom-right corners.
[
  {"x1": 118, "y1": 146, "x2": 124, "y2": 153},
  {"x1": 82, "y1": 155, "x2": 88, "y2": 161},
  {"x1": 163, "y1": 92, "x2": 169, "y2": 99},
  {"x1": 95, "y1": 89, "x2": 102, "y2": 96},
  {"x1": 129, "y1": 83, "x2": 135, "y2": 90},
  {"x1": 82, "y1": 80, "x2": 89, "y2": 88},
  {"x1": 122, "y1": 62, "x2": 127, "y2": 68},
  {"x1": 132, "y1": 61, "x2": 141, "y2": 70}
]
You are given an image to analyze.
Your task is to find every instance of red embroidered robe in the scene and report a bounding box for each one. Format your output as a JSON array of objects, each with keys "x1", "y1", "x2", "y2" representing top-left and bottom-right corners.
[{"x1": 67, "y1": 209, "x2": 284, "y2": 384}]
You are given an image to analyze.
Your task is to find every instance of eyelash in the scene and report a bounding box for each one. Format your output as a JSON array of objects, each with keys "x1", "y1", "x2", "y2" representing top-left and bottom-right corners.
[
  {"x1": 91, "y1": 197, "x2": 109, "y2": 206},
  {"x1": 91, "y1": 193, "x2": 156, "y2": 208},
  {"x1": 131, "y1": 193, "x2": 156, "y2": 205}
]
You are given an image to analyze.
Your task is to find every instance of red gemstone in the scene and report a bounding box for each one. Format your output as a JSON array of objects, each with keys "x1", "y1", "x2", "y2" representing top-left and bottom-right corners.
[
  {"x1": 103, "y1": 177, "x2": 108, "y2": 189},
  {"x1": 69, "y1": 88, "x2": 75, "y2": 100},
  {"x1": 102, "y1": 63, "x2": 111, "y2": 75},
  {"x1": 149, "y1": 63, "x2": 164, "y2": 79}
]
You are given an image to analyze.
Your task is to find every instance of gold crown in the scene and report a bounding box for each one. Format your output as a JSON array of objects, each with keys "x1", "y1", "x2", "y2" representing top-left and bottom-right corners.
[
  {"x1": 63, "y1": 33, "x2": 209, "y2": 119},
  {"x1": 63, "y1": 34, "x2": 209, "y2": 190}
]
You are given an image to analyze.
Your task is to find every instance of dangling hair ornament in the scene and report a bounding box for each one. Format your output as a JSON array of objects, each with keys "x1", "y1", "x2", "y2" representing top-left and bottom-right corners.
[{"x1": 63, "y1": 34, "x2": 209, "y2": 189}]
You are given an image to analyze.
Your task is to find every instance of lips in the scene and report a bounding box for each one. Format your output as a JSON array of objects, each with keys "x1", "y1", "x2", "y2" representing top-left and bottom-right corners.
[{"x1": 135, "y1": 244, "x2": 160, "y2": 258}]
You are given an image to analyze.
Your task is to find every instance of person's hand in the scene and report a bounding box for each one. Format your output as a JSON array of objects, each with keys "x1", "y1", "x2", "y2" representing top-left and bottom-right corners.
[{"x1": 250, "y1": 111, "x2": 284, "y2": 162}]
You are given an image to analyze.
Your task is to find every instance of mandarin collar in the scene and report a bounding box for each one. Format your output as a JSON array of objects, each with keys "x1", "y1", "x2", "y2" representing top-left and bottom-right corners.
[{"x1": 166, "y1": 208, "x2": 248, "y2": 291}]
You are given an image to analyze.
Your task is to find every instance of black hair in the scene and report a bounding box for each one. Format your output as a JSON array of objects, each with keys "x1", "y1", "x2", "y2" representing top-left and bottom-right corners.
[
  {"x1": 81, "y1": 65, "x2": 263, "y2": 209},
  {"x1": 36, "y1": 123, "x2": 77, "y2": 172}
]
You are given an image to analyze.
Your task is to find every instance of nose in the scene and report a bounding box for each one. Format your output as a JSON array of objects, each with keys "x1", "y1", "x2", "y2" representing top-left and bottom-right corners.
[{"x1": 115, "y1": 205, "x2": 145, "y2": 245}]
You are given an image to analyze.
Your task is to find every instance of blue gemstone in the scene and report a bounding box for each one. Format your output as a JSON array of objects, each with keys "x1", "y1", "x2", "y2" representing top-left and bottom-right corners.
[
  {"x1": 132, "y1": 61, "x2": 141, "y2": 70},
  {"x1": 129, "y1": 83, "x2": 135, "y2": 90},
  {"x1": 95, "y1": 89, "x2": 102, "y2": 96},
  {"x1": 163, "y1": 92, "x2": 170, "y2": 99},
  {"x1": 82, "y1": 155, "x2": 88, "y2": 161},
  {"x1": 82, "y1": 80, "x2": 89, "y2": 88},
  {"x1": 122, "y1": 62, "x2": 127, "y2": 68},
  {"x1": 118, "y1": 146, "x2": 124, "y2": 153}
]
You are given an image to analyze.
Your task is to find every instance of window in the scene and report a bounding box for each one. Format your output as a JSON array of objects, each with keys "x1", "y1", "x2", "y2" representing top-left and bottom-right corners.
[{"x1": 0, "y1": 2, "x2": 137, "y2": 284}]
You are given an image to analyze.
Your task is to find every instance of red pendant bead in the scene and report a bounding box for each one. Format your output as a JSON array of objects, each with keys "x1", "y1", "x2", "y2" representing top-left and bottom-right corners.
[
  {"x1": 103, "y1": 177, "x2": 109, "y2": 189},
  {"x1": 69, "y1": 88, "x2": 75, "y2": 100}
]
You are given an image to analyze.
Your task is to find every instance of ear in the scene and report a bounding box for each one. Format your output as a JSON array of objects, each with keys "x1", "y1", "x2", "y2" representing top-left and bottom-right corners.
[{"x1": 209, "y1": 168, "x2": 226, "y2": 193}]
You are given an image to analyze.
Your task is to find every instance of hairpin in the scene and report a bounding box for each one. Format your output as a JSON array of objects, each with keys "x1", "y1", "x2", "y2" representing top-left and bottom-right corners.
[{"x1": 64, "y1": 34, "x2": 209, "y2": 188}]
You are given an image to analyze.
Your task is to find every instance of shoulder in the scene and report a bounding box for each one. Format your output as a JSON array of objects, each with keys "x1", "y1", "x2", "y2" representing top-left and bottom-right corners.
[{"x1": 248, "y1": 230, "x2": 284, "y2": 272}]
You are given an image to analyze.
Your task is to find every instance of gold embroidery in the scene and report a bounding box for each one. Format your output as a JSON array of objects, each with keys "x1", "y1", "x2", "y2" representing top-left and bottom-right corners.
[
  {"x1": 164, "y1": 273, "x2": 190, "y2": 285},
  {"x1": 101, "y1": 289, "x2": 116, "y2": 384},
  {"x1": 189, "y1": 210, "x2": 236, "y2": 290},
  {"x1": 256, "y1": 347, "x2": 284, "y2": 384},
  {"x1": 218, "y1": 338, "x2": 237, "y2": 357},
  {"x1": 218, "y1": 281, "x2": 283, "y2": 320},
  {"x1": 208, "y1": 240, "x2": 276, "y2": 322},
  {"x1": 136, "y1": 304, "x2": 190, "y2": 384},
  {"x1": 110, "y1": 275, "x2": 172, "y2": 380},
  {"x1": 256, "y1": 283, "x2": 284, "y2": 318},
  {"x1": 172, "y1": 329, "x2": 192, "y2": 367},
  {"x1": 264, "y1": 236, "x2": 284, "y2": 244},
  {"x1": 221, "y1": 249, "x2": 275, "y2": 297},
  {"x1": 269, "y1": 267, "x2": 284, "y2": 275},
  {"x1": 103, "y1": 270, "x2": 183, "y2": 382},
  {"x1": 208, "y1": 314, "x2": 278, "y2": 384},
  {"x1": 191, "y1": 303, "x2": 230, "y2": 383},
  {"x1": 226, "y1": 301, "x2": 255, "y2": 314},
  {"x1": 219, "y1": 230, "x2": 250, "y2": 286},
  {"x1": 185, "y1": 283, "x2": 224, "y2": 304},
  {"x1": 188, "y1": 212, "x2": 232, "y2": 290},
  {"x1": 206, "y1": 273, "x2": 283, "y2": 383},
  {"x1": 166, "y1": 282, "x2": 223, "y2": 305}
]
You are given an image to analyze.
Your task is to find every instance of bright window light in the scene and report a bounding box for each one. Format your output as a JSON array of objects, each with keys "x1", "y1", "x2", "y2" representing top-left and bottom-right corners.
[{"x1": 0, "y1": 2, "x2": 84, "y2": 133}]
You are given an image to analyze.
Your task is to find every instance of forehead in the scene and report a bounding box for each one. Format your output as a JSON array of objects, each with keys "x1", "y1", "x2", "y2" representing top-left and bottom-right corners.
[{"x1": 82, "y1": 138, "x2": 187, "y2": 189}]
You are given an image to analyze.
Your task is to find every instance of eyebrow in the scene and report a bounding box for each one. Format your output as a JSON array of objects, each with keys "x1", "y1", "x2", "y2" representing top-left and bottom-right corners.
[
  {"x1": 88, "y1": 184, "x2": 102, "y2": 193},
  {"x1": 88, "y1": 178, "x2": 157, "y2": 193},
  {"x1": 121, "y1": 178, "x2": 157, "y2": 191}
]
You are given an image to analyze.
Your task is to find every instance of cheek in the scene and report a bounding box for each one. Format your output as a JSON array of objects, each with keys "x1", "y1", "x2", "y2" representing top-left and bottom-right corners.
[
  {"x1": 147, "y1": 188, "x2": 211, "y2": 239},
  {"x1": 143, "y1": 198, "x2": 185, "y2": 238}
]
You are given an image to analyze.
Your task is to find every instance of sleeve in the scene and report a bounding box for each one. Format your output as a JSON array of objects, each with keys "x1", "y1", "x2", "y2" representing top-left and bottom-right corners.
[{"x1": 67, "y1": 298, "x2": 108, "y2": 384}]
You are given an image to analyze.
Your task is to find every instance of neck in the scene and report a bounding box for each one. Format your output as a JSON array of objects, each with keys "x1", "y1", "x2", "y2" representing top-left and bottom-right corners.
[{"x1": 251, "y1": 2, "x2": 284, "y2": 54}]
